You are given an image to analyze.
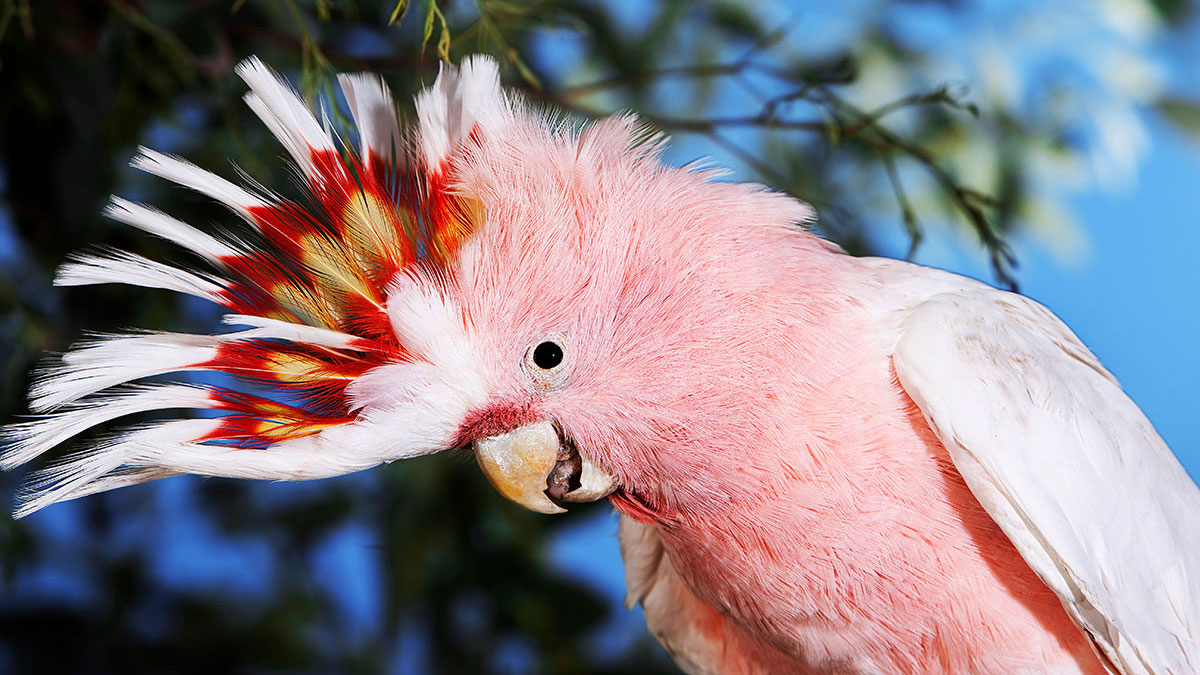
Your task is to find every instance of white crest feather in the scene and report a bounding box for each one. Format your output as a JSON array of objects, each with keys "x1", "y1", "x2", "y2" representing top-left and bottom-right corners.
[
  {"x1": 104, "y1": 197, "x2": 241, "y2": 263},
  {"x1": 338, "y1": 72, "x2": 403, "y2": 170},
  {"x1": 12, "y1": 421, "x2": 208, "y2": 518},
  {"x1": 140, "y1": 423, "x2": 394, "y2": 481},
  {"x1": 55, "y1": 250, "x2": 229, "y2": 303},
  {"x1": 31, "y1": 319, "x2": 367, "y2": 413},
  {"x1": 30, "y1": 333, "x2": 220, "y2": 412},
  {"x1": 8, "y1": 412, "x2": 401, "y2": 517},
  {"x1": 415, "y1": 55, "x2": 508, "y2": 170},
  {"x1": 236, "y1": 57, "x2": 338, "y2": 180},
  {"x1": 8, "y1": 412, "x2": 392, "y2": 517},
  {"x1": 131, "y1": 147, "x2": 266, "y2": 220},
  {"x1": 221, "y1": 314, "x2": 364, "y2": 350},
  {"x1": 1, "y1": 385, "x2": 214, "y2": 471},
  {"x1": 17, "y1": 466, "x2": 178, "y2": 519}
]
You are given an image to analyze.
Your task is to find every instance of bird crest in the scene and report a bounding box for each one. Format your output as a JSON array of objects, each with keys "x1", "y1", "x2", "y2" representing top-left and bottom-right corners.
[{"x1": 1, "y1": 57, "x2": 507, "y2": 516}]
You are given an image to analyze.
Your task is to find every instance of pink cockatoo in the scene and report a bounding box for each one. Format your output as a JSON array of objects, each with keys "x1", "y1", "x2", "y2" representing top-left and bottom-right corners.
[{"x1": 4, "y1": 56, "x2": 1199, "y2": 674}]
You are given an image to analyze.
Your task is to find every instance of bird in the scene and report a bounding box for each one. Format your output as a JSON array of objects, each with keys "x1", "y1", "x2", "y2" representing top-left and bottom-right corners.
[{"x1": 3, "y1": 55, "x2": 1198, "y2": 674}]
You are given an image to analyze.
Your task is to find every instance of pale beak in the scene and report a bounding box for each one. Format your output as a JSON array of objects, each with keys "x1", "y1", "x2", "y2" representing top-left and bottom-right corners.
[{"x1": 473, "y1": 420, "x2": 615, "y2": 514}]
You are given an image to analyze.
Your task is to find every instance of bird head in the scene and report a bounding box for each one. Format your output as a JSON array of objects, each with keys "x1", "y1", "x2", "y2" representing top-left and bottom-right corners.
[{"x1": 2, "y1": 56, "x2": 814, "y2": 522}]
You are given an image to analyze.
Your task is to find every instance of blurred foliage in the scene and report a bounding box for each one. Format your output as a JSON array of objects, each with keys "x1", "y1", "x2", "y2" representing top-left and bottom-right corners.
[
  {"x1": 1160, "y1": 96, "x2": 1200, "y2": 141},
  {"x1": 0, "y1": 0, "x2": 1196, "y2": 673}
]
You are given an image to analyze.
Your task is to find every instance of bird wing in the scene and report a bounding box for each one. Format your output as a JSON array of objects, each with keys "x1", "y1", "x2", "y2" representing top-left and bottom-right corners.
[{"x1": 892, "y1": 287, "x2": 1200, "y2": 675}]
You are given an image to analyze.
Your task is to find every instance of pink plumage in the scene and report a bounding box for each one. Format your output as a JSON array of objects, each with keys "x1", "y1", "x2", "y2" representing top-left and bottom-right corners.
[
  {"x1": 450, "y1": 113, "x2": 1109, "y2": 672},
  {"x1": 5, "y1": 56, "x2": 1198, "y2": 673}
]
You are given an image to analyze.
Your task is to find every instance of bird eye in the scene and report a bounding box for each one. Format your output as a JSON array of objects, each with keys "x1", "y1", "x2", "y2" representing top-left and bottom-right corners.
[
  {"x1": 524, "y1": 334, "x2": 570, "y2": 391},
  {"x1": 532, "y1": 341, "x2": 564, "y2": 370}
]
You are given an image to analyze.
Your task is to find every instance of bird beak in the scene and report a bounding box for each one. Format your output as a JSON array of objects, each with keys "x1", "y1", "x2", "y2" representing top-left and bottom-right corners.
[{"x1": 473, "y1": 420, "x2": 615, "y2": 514}]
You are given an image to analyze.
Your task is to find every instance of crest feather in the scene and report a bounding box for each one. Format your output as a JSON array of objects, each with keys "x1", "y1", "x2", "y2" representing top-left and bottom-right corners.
[
  {"x1": 237, "y1": 57, "x2": 339, "y2": 180},
  {"x1": 104, "y1": 197, "x2": 242, "y2": 263},
  {"x1": 3, "y1": 55, "x2": 502, "y2": 515},
  {"x1": 416, "y1": 56, "x2": 509, "y2": 171},
  {"x1": 338, "y1": 72, "x2": 403, "y2": 173},
  {"x1": 30, "y1": 333, "x2": 219, "y2": 412},
  {"x1": 55, "y1": 250, "x2": 230, "y2": 302},
  {"x1": 131, "y1": 148, "x2": 266, "y2": 221}
]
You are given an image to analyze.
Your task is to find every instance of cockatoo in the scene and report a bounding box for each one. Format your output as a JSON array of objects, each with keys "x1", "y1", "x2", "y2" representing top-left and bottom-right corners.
[{"x1": 4, "y1": 56, "x2": 1198, "y2": 674}]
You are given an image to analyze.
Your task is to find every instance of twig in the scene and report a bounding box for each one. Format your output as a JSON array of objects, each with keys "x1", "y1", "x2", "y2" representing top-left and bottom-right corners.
[
  {"x1": 644, "y1": 114, "x2": 826, "y2": 134},
  {"x1": 882, "y1": 153, "x2": 921, "y2": 260},
  {"x1": 734, "y1": 14, "x2": 801, "y2": 65},
  {"x1": 820, "y1": 87, "x2": 1017, "y2": 288},
  {"x1": 706, "y1": 131, "x2": 791, "y2": 189},
  {"x1": 560, "y1": 62, "x2": 753, "y2": 101}
]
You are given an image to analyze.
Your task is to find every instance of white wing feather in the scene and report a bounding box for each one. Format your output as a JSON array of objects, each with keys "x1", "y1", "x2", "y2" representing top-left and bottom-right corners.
[{"x1": 892, "y1": 287, "x2": 1200, "y2": 675}]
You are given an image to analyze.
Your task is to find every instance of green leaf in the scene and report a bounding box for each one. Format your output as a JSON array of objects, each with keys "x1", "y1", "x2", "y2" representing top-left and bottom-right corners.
[
  {"x1": 710, "y1": 1, "x2": 761, "y2": 40},
  {"x1": 435, "y1": 6, "x2": 451, "y2": 62},
  {"x1": 414, "y1": 1, "x2": 451, "y2": 63},
  {"x1": 507, "y1": 48, "x2": 541, "y2": 89},
  {"x1": 387, "y1": 0, "x2": 410, "y2": 26},
  {"x1": 1158, "y1": 97, "x2": 1200, "y2": 141},
  {"x1": 422, "y1": 0, "x2": 435, "y2": 51}
]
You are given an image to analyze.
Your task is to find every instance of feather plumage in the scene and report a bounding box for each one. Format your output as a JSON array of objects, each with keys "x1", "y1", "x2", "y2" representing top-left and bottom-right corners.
[
  {"x1": 893, "y1": 284, "x2": 1200, "y2": 674},
  {"x1": 3, "y1": 57, "x2": 496, "y2": 515}
]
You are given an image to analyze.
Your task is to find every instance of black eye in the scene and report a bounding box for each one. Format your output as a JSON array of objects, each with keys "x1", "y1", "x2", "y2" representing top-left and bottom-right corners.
[{"x1": 532, "y1": 341, "x2": 564, "y2": 370}]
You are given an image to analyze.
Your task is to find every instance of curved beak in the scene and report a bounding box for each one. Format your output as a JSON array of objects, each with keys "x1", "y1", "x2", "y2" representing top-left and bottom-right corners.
[{"x1": 473, "y1": 420, "x2": 615, "y2": 514}]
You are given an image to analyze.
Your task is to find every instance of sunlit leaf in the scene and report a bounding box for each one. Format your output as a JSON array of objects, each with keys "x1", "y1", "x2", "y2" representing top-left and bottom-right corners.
[
  {"x1": 388, "y1": 0, "x2": 410, "y2": 26},
  {"x1": 1159, "y1": 96, "x2": 1200, "y2": 141}
]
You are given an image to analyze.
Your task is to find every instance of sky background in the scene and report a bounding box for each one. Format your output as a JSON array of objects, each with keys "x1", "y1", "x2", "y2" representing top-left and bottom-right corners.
[{"x1": 3, "y1": 0, "x2": 1200, "y2": 670}]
